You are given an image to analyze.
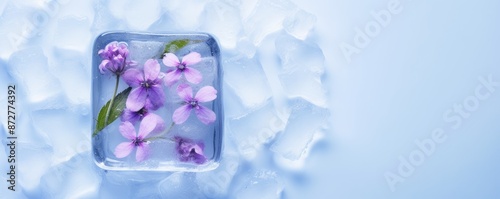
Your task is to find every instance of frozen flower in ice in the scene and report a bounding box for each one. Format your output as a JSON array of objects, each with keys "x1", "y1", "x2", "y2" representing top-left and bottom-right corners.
[
  {"x1": 173, "y1": 84, "x2": 217, "y2": 124},
  {"x1": 98, "y1": 41, "x2": 136, "y2": 75},
  {"x1": 175, "y1": 136, "x2": 207, "y2": 164},
  {"x1": 121, "y1": 99, "x2": 159, "y2": 124},
  {"x1": 114, "y1": 114, "x2": 165, "y2": 162},
  {"x1": 163, "y1": 52, "x2": 202, "y2": 86},
  {"x1": 123, "y1": 59, "x2": 166, "y2": 112}
]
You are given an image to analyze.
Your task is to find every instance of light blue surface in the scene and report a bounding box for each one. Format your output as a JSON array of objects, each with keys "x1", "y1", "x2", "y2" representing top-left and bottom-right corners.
[
  {"x1": 0, "y1": 0, "x2": 499, "y2": 198},
  {"x1": 292, "y1": 0, "x2": 500, "y2": 198}
]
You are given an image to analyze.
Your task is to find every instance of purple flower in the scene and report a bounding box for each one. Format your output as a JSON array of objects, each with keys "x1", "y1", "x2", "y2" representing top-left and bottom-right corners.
[
  {"x1": 173, "y1": 84, "x2": 217, "y2": 125},
  {"x1": 121, "y1": 99, "x2": 159, "y2": 124},
  {"x1": 175, "y1": 136, "x2": 207, "y2": 164},
  {"x1": 123, "y1": 59, "x2": 166, "y2": 112},
  {"x1": 114, "y1": 114, "x2": 165, "y2": 162},
  {"x1": 98, "y1": 41, "x2": 136, "y2": 75},
  {"x1": 163, "y1": 52, "x2": 202, "y2": 86}
]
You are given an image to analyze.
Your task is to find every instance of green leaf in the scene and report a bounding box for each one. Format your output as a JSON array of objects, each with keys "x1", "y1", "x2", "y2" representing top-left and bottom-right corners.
[
  {"x1": 93, "y1": 87, "x2": 132, "y2": 137},
  {"x1": 162, "y1": 39, "x2": 190, "y2": 56}
]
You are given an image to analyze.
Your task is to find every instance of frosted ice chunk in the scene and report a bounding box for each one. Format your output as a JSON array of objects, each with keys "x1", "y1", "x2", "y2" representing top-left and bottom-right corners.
[
  {"x1": 39, "y1": 153, "x2": 102, "y2": 199},
  {"x1": 52, "y1": 17, "x2": 92, "y2": 53},
  {"x1": 162, "y1": 0, "x2": 207, "y2": 30},
  {"x1": 271, "y1": 98, "x2": 329, "y2": 161},
  {"x1": 58, "y1": 0, "x2": 94, "y2": 23},
  {"x1": 107, "y1": 0, "x2": 161, "y2": 30},
  {"x1": 148, "y1": 13, "x2": 180, "y2": 32},
  {"x1": 275, "y1": 34, "x2": 324, "y2": 74},
  {"x1": 197, "y1": 148, "x2": 240, "y2": 198},
  {"x1": 0, "y1": 2, "x2": 35, "y2": 59},
  {"x1": 283, "y1": 10, "x2": 317, "y2": 40},
  {"x1": 275, "y1": 34, "x2": 327, "y2": 106},
  {"x1": 233, "y1": 171, "x2": 284, "y2": 199},
  {"x1": 17, "y1": 144, "x2": 53, "y2": 192},
  {"x1": 158, "y1": 172, "x2": 203, "y2": 199},
  {"x1": 50, "y1": 50, "x2": 91, "y2": 112},
  {"x1": 228, "y1": 101, "x2": 286, "y2": 159},
  {"x1": 200, "y1": 1, "x2": 242, "y2": 49},
  {"x1": 222, "y1": 82, "x2": 249, "y2": 118},
  {"x1": 223, "y1": 56, "x2": 272, "y2": 109},
  {"x1": 7, "y1": 47, "x2": 64, "y2": 107},
  {"x1": 32, "y1": 108, "x2": 91, "y2": 164},
  {"x1": 239, "y1": 0, "x2": 259, "y2": 21},
  {"x1": 236, "y1": 37, "x2": 257, "y2": 58},
  {"x1": 92, "y1": 3, "x2": 123, "y2": 33},
  {"x1": 244, "y1": 0, "x2": 298, "y2": 45}
]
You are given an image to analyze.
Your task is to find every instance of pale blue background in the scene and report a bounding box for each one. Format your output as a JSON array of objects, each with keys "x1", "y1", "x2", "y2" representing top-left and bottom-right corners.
[{"x1": 290, "y1": 0, "x2": 500, "y2": 198}]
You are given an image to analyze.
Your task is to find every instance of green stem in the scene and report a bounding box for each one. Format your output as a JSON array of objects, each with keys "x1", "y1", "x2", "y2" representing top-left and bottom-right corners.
[{"x1": 105, "y1": 75, "x2": 120, "y2": 125}]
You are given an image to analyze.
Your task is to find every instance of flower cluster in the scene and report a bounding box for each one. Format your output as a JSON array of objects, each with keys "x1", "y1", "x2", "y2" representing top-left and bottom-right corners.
[
  {"x1": 98, "y1": 41, "x2": 216, "y2": 164},
  {"x1": 98, "y1": 41, "x2": 136, "y2": 75}
]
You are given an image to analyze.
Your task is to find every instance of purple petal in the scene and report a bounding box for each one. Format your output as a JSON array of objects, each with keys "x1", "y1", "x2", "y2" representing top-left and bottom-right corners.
[
  {"x1": 147, "y1": 84, "x2": 165, "y2": 109},
  {"x1": 138, "y1": 113, "x2": 165, "y2": 138},
  {"x1": 181, "y1": 52, "x2": 201, "y2": 66},
  {"x1": 121, "y1": 108, "x2": 141, "y2": 124},
  {"x1": 173, "y1": 104, "x2": 192, "y2": 124},
  {"x1": 114, "y1": 142, "x2": 134, "y2": 158},
  {"x1": 135, "y1": 144, "x2": 150, "y2": 162},
  {"x1": 144, "y1": 98, "x2": 159, "y2": 111},
  {"x1": 99, "y1": 60, "x2": 111, "y2": 74},
  {"x1": 144, "y1": 59, "x2": 160, "y2": 81},
  {"x1": 164, "y1": 70, "x2": 182, "y2": 86},
  {"x1": 195, "y1": 105, "x2": 216, "y2": 124},
  {"x1": 183, "y1": 67, "x2": 202, "y2": 84},
  {"x1": 176, "y1": 84, "x2": 193, "y2": 100},
  {"x1": 163, "y1": 53, "x2": 180, "y2": 67},
  {"x1": 119, "y1": 121, "x2": 137, "y2": 139},
  {"x1": 126, "y1": 87, "x2": 147, "y2": 112},
  {"x1": 122, "y1": 68, "x2": 143, "y2": 87},
  {"x1": 195, "y1": 86, "x2": 217, "y2": 103}
]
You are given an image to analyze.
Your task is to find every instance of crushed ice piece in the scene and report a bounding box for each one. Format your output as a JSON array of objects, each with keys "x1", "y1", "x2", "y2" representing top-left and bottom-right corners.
[
  {"x1": 49, "y1": 50, "x2": 91, "y2": 110},
  {"x1": 236, "y1": 37, "x2": 257, "y2": 58},
  {"x1": 223, "y1": 56, "x2": 273, "y2": 109},
  {"x1": 16, "y1": 144, "x2": 53, "y2": 192},
  {"x1": 197, "y1": 149, "x2": 240, "y2": 198},
  {"x1": 7, "y1": 47, "x2": 64, "y2": 106},
  {"x1": 233, "y1": 170, "x2": 284, "y2": 199},
  {"x1": 283, "y1": 9, "x2": 317, "y2": 40},
  {"x1": 107, "y1": 0, "x2": 161, "y2": 30},
  {"x1": 228, "y1": 101, "x2": 286, "y2": 159},
  {"x1": 244, "y1": 0, "x2": 298, "y2": 45},
  {"x1": 275, "y1": 34, "x2": 327, "y2": 106},
  {"x1": 32, "y1": 108, "x2": 91, "y2": 164},
  {"x1": 158, "y1": 172, "x2": 203, "y2": 199},
  {"x1": 271, "y1": 98, "x2": 330, "y2": 161},
  {"x1": 163, "y1": 0, "x2": 207, "y2": 30},
  {"x1": 39, "y1": 153, "x2": 102, "y2": 198},
  {"x1": 52, "y1": 17, "x2": 92, "y2": 52},
  {"x1": 200, "y1": 1, "x2": 242, "y2": 49}
]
